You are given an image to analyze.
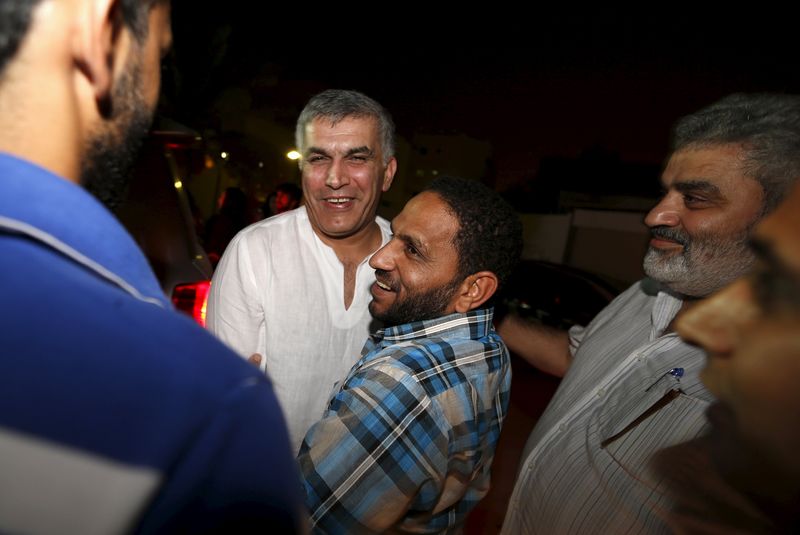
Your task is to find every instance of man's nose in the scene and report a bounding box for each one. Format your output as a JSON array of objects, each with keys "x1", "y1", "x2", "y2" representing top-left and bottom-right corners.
[
  {"x1": 369, "y1": 240, "x2": 397, "y2": 271},
  {"x1": 644, "y1": 194, "x2": 681, "y2": 228},
  {"x1": 676, "y1": 279, "x2": 759, "y2": 358},
  {"x1": 325, "y1": 160, "x2": 350, "y2": 189}
]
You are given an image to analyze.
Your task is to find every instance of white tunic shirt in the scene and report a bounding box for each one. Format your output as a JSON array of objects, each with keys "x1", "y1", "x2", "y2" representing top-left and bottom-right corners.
[
  {"x1": 207, "y1": 206, "x2": 390, "y2": 453},
  {"x1": 502, "y1": 280, "x2": 714, "y2": 534}
]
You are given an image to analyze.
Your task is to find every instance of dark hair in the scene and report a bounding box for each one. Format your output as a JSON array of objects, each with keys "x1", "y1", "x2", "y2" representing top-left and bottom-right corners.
[
  {"x1": 424, "y1": 176, "x2": 522, "y2": 290},
  {"x1": 1, "y1": 0, "x2": 163, "y2": 77},
  {"x1": 295, "y1": 89, "x2": 395, "y2": 163},
  {"x1": 672, "y1": 93, "x2": 800, "y2": 214},
  {"x1": 220, "y1": 187, "x2": 247, "y2": 217},
  {"x1": 120, "y1": 0, "x2": 168, "y2": 44},
  {"x1": 0, "y1": 0, "x2": 42, "y2": 74}
]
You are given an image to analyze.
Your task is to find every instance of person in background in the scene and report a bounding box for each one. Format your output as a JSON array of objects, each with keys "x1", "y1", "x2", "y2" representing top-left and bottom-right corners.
[
  {"x1": 0, "y1": 0, "x2": 302, "y2": 532},
  {"x1": 300, "y1": 176, "x2": 522, "y2": 533},
  {"x1": 203, "y1": 186, "x2": 249, "y2": 267},
  {"x1": 500, "y1": 93, "x2": 800, "y2": 534},
  {"x1": 653, "y1": 181, "x2": 800, "y2": 533},
  {"x1": 259, "y1": 182, "x2": 302, "y2": 220},
  {"x1": 207, "y1": 89, "x2": 398, "y2": 453}
]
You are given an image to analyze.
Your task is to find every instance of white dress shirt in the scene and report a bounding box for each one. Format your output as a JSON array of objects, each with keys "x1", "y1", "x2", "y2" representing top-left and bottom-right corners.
[{"x1": 207, "y1": 206, "x2": 390, "y2": 452}]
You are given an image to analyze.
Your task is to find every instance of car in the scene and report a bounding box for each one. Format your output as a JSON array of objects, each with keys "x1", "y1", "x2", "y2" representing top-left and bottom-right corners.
[
  {"x1": 115, "y1": 119, "x2": 213, "y2": 326},
  {"x1": 497, "y1": 259, "x2": 622, "y2": 330}
]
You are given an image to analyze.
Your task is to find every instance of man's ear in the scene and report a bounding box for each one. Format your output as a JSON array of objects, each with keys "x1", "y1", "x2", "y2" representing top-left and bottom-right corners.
[
  {"x1": 381, "y1": 157, "x2": 397, "y2": 192},
  {"x1": 72, "y1": 0, "x2": 122, "y2": 115},
  {"x1": 453, "y1": 271, "x2": 499, "y2": 313}
]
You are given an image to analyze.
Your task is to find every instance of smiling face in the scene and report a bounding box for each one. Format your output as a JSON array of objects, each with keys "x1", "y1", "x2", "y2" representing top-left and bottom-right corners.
[
  {"x1": 300, "y1": 116, "x2": 396, "y2": 243},
  {"x1": 677, "y1": 182, "x2": 800, "y2": 501},
  {"x1": 642, "y1": 144, "x2": 764, "y2": 297},
  {"x1": 368, "y1": 191, "x2": 464, "y2": 327}
]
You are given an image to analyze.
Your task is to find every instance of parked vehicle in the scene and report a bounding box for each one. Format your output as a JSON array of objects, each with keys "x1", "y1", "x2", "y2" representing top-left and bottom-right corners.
[
  {"x1": 115, "y1": 120, "x2": 212, "y2": 326},
  {"x1": 498, "y1": 259, "x2": 622, "y2": 330}
]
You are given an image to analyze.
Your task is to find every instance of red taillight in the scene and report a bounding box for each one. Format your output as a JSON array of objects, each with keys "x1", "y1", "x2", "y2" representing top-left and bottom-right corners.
[{"x1": 172, "y1": 281, "x2": 211, "y2": 327}]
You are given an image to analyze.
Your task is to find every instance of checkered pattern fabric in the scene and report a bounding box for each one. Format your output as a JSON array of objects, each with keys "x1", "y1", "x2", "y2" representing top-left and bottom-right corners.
[{"x1": 299, "y1": 309, "x2": 511, "y2": 534}]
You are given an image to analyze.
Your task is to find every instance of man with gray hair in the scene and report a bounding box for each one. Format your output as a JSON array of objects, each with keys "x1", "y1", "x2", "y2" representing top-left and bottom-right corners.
[
  {"x1": 499, "y1": 93, "x2": 800, "y2": 533},
  {"x1": 208, "y1": 89, "x2": 397, "y2": 453}
]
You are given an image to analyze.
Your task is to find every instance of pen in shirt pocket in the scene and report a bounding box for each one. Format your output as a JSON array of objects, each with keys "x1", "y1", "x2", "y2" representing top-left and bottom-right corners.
[
  {"x1": 644, "y1": 367, "x2": 684, "y2": 392},
  {"x1": 600, "y1": 368, "x2": 685, "y2": 449}
]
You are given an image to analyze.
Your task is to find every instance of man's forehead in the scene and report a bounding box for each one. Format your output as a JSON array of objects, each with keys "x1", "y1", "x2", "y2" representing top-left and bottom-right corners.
[
  {"x1": 305, "y1": 116, "x2": 378, "y2": 140},
  {"x1": 662, "y1": 144, "x2": 748, "y2": 185},
  {"x1": 393, "y1": 192, "x2": 458, "y2": 239}
]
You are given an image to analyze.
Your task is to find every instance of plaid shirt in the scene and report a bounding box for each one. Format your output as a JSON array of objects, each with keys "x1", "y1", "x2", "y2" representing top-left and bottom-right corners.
[{"x1": 299, "y1": 308, "x2": 511, "y2": 534}]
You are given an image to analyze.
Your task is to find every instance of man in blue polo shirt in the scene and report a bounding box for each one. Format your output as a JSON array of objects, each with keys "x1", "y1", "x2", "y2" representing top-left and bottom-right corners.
[{"x1": 0, "y1": 0, "x2": 302, "y2": 533}]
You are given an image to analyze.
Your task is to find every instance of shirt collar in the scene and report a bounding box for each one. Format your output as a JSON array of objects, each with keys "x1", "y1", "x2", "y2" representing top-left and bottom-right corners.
[
  {"x1": 650, "y1": 289, "x2": 684, "y2": 340},
  {"x1": 0, "y1": 152, "x2": 168, "y2": 306},
  {"x1": 368, "y1": 308, "x2": 495, "y2": 348}
]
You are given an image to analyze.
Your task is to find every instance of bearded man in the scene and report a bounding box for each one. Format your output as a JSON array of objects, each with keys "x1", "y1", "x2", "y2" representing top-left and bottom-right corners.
[
  {"x1": 0, "y1": 1, "x2": 301, "y2": 532},
  {"x1": 499, "y1": 93, "x2": 800, "y2": 534},
  {"x1": 298, "y1": 176, "x2": 522, "y2": 534}
]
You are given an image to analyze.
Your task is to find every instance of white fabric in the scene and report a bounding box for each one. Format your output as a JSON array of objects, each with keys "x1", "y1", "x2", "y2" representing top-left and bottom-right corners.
[
  {"x1": 0, "y1": 426, "x2": 160, "y2": 535},
  {"x1": 207, "y1": 206, "x2": 390, "y2": 453},
  {"x1": 502, "y1": 280, "x2": 715, "y2": 534}
]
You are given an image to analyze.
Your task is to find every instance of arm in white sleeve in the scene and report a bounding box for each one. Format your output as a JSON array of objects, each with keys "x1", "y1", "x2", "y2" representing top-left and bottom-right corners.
[{"x1": 206, "y1": 233, "x2": 266, "y2": 372}]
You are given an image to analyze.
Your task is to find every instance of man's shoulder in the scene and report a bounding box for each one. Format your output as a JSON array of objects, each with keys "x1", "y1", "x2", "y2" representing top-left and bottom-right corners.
[
  {"x1": 236, "y1": 207, "x2": 307, "y2": 240},
  {"x1": 222, "y1": 208, "x2": 315, "y2": 266},
  {"x1": 1, "y1": 237, "x2": 256, "y2": 388},
  {"x1": 567, "y1": 279, "x2": 662, "y2": 347},
  {"x1": 0, "y1": 240, "x2": 285, "y2": 457},
  {"x1": 362, "y1": 332, "x2": 507, "y2": 394},
  {"x1": 594, "y1": 278, "x2": 660, "y2": 318},
  {"x1": 375, "y1": 214, "x2": 391, "y2": 236}
]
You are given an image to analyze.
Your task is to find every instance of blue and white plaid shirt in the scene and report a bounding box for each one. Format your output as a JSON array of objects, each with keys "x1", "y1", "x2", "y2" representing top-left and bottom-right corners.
[{"x1": 299, "y1": 308, "x2": 511, "y2": 534}]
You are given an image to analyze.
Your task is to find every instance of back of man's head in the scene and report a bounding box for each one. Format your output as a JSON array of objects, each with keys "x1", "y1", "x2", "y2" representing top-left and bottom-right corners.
[
  {"x1": 295, "y1": 89, "x2": 395, "y2": 164},
  {"x1": 1, "y1": 0, "x2": 162, "y2": 78},
  {"x1": 424, "y1": 176, "x2": 523, "y2": 290},
  {"x1": 0, "y1": 0, "x2": 42, "y2": 76},
  {"x1": 672, "y1": 93, "x2": 800, "y2": 214}
]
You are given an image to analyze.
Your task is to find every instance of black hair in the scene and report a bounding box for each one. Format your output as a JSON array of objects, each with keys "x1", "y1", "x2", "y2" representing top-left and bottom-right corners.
[
  {"x1": 0, "y1": 0, "x2": 42, "y2": 74},
  {"x1": 424, "y1": 176, "x2": 522, "y2": 290},
  {"x1": 1, "y1": 0, "x2": 164, "y2": 78}
]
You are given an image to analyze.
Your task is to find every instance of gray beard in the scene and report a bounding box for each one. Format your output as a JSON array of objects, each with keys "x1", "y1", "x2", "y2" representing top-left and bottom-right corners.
[{"x1": 643, "y1": 228, "x2": 755, "y2": 298}]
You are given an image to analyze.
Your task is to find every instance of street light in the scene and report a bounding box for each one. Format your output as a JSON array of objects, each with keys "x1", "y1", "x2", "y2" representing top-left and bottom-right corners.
[{"x1": 286, "y1": 150, "x2": 301, "y2": 161}]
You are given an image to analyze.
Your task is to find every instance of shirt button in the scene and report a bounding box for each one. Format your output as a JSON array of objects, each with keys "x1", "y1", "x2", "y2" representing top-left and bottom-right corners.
[
  {"x1": 559, "y1": 423, "x2": 567, "y2": 432},
  {"x1": 597, "y1": 388, "x2": 606, "y2": 397}
]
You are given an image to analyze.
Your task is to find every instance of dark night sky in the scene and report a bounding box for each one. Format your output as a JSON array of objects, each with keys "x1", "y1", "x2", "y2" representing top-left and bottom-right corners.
[{"x1": 166, "y1": 7, "x2": 800, "y2": 188}]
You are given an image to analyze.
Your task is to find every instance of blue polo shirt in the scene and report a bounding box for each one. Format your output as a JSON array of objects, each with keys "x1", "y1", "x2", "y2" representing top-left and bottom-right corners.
[{"x1": 0, "y1": 153, "x2": 302, "y2": 534}]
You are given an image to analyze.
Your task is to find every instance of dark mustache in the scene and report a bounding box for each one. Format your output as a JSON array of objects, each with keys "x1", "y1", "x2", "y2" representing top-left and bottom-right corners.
[
  {"x1": 374, "y1": 269, "x2": 395, "y2": 289},
  {"x1": 650, "y1": 226, "x2": 689, "y2": 247}
]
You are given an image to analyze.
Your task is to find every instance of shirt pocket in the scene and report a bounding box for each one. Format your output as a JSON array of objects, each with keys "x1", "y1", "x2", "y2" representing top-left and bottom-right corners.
[{"x1": 589, "y1": 389, "x2": 710, "y2": 507}]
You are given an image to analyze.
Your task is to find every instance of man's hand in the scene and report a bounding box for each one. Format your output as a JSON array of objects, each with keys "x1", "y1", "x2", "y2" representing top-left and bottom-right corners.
[{"x1": 249, "y1": 353, "x2": 263, "y2": 367}]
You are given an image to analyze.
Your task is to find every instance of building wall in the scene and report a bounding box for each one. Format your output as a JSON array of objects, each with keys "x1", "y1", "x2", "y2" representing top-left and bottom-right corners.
[{"x1": 520, "y1": 209, "x2": 650, "y2": 288}]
